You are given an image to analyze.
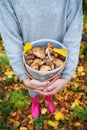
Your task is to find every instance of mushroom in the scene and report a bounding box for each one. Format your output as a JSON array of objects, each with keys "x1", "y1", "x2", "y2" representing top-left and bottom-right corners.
[
  {"x1": 30, "y1": 62, "x2": 39, "y2": 70},
  {"x1": 46, "y1": 47, "x2": 53, "y2": 61},
  {"x1": 32, "y1": 47, "x2": 45, "y2": 59},
  {"x1": 25, "y1": 55, "x2": 35, "y2": 60},
  {"x1": 47, "y1": 42, "x2": 54, "y2": 48},
  {"x1": 27, "y1": 50, "x2": 33, "y2": 55},
  {"x1": 26, "y1": 59, "x2": 33, "y2": 66},
  {"x1": 33, "y1": 58, "x2": 42, "y2": 64},
  {"x1": 53, "y1": 58, "x2": 64, "y2": 67},
  {"x1": 40, "y1": 65, "x2": 51, "y2": 71}
]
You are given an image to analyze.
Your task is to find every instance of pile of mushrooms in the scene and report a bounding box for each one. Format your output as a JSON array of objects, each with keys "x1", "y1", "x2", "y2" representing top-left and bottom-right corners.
[{"x1": 24, "y1": 42, "x2": 65, "y2": 71}]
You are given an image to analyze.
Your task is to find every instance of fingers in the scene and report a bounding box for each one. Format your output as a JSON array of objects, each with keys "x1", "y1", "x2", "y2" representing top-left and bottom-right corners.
[
  {"x1": 30, "y1": 80, "x2": 50, "y2": 87},
  {"x1": 34, "y1": 87, "x2": 58, "y2": 95},
  {"x1": 48, "y1": 75, "x2": 61, "y2": 86},
  {"x1": 44, "y1": 82, "x2": 57, "y2": 92}
]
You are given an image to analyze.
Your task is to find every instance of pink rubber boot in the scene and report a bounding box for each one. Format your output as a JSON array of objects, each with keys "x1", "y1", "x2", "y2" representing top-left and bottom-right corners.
[
  {"x1": 44, "y1": 95, "x2": 55, "y2": 113},
  {"x1": 31, "y1": 96, "x2": 40, "y2": 118}
]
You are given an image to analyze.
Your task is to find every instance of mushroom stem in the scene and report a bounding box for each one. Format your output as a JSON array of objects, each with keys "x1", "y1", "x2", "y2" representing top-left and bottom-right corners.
[
  {"x1": 46, "y1": 48, "x2": 53, "y2": 61},
  {"x1": 39, "y1": 60, "x2": 45, "y2": 66},
  {"x1": 51, "y1": 63, "x2": 55, "y2": 70}
]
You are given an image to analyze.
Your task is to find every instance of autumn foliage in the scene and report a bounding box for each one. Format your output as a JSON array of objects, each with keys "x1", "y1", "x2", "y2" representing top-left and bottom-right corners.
[{"x1": 0, "y1": 23, "x2": 87, "y2": 130}]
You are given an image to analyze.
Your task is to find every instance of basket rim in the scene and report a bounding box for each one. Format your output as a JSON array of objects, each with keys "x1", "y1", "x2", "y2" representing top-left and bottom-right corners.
[{"x1": 23, "y1": 39, "x2": 67, "y2": 74}]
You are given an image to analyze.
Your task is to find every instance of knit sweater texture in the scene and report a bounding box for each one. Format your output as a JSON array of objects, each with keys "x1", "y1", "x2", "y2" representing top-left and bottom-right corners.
[{"x1": 0, "y1": 0, "x2": 83, "y2": 81}]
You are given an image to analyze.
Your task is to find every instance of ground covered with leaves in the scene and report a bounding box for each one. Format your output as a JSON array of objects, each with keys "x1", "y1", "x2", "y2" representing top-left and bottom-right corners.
[{"x1": 0, "y1": 23, "x2": 87, "y2": 130}]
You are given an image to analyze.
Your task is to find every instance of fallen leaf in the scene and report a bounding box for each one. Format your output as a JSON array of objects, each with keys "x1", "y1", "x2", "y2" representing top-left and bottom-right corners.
[
  {"x1": 21, "y1": 118, "x2": 29, "y2": 127},
  {"x1": 54, "y1": 112, "x2": 65, "y2": 121},
  {"x1": 43, "y1": 120, "x2": 48, "y2": 130},
  {"x1": 27, "y1": 124, "x2": 34, "y2": 130},
  {"x1": 55, "y1": 94, "x2": 63, "y2": 100},
  {"x1": 48, "y1": 120, "x2": 58, "y2": 129},
  {"x1": 41, "y1": 108, "x2": 47, "y2": 114},
  {"x1": 84, "y1": 22, "x2": 87, "y2": 29},
  {"x1": 5, "y1": 71, "x2": 14, "y2": 77},
  {"x1": 10, "y1": 112, "x2": 17, "y2": 117},
  {"x1": 20, "y1": 127, "x2": 27, "y2": 130},
  {"x1": 74, "y1": 122, "x2": 81, "y2": 127},
  {"x1": 14, "y1": 121, "x2": 20, "y2": 127},
  {"x1": 71, "y1": 99, "x2": 83, "y2": 109},
  {"x1": 24, "y1": 42, "x2": 32, "y2": 53},
  {"x1": 77, "y1": 66, "x2": 84, "y2": 73}
]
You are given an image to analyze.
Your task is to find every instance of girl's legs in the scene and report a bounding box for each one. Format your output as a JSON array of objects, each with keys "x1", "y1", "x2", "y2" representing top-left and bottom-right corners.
[
  {"x1": 28, "y1": 89, "x2": 40, "y2": 117},
  {"x1": 28, "y1": 89, "x2": 55, "y2": 117},
  {"x1": 44, "y1": 95, "x2": 55, "y2": 113}
]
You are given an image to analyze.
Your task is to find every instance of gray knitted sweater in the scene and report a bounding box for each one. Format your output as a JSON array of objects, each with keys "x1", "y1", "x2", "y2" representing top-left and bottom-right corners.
[{"x1": 0, "y1": 0, "x2": 83, "y2": 81}]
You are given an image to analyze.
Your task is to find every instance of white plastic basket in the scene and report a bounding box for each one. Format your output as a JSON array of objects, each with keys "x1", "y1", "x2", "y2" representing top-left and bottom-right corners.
[{"x1": 23, "y1": 39, "x2": 67, "y2": 81}]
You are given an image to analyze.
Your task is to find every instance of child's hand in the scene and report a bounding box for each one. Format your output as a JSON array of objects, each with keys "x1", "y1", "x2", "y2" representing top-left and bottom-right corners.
[
  {"x1": 23, "y1": 78, "x2": 50, "y2": 91},
  {"x1": 34, "y1": 78, "x2": 68, "y2": 95}
]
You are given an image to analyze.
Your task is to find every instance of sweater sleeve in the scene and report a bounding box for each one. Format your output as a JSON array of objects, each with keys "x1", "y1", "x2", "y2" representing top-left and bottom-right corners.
[
  {"x1": 0, "y1": 0, "x2": 28, "y2": 81},
  {"x1": 61, "y1": 0, "x2": 83, "y2": 81}
]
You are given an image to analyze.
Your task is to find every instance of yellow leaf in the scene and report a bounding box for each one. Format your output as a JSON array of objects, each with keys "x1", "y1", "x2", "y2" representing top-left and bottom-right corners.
[
  {"x1": 55, "y1": 94, "x2": 63, "y2": 100},
  {"x1": 73, "y1": 73, "x2": 77, "y2": 78},
  {"x1": 24, "y1": 42, "x2": 32, "y2": 53},
  {"x1": 5, "y1": 71, "x2": 14, "y2": 77},
  {"x1": 54, "y1": 112, "x2": 64, "y2": 121},
  {"x1": 27, "y1": 114, "x2": 33, "y2": 120},
  {"x1": 41, "y1": 108, "x2": 47, "y2": 114},
  {"x1": 84, "y1": 22, "x2": 87, "y2": 30},
  {"x1": 14, "y1": 121, "x2": 20, "y2": 127},
  {"x1": 48, "y1": 120, "x2": 58, "y2": 129},
  {"x1": 71, "y1": 99, "x2": 83, "y2": 109},
  {"x1": 77, "y1": 66, "x2": 84, "y2": 72},
  {"x1": 20, "y1": 127, "x2": 27, "y2": 130},
  {"x1": 74, "y1": 122, "x2": 80, "y2": 127},
  {"x1": 9, "y1": 119, "x2": 15, "y2": 123},
  {"x1": 53, "y1": 48, "x2": 67, "y2": 57},
  {"x1": 27, "y1": 114, "x2": 33, "y2": 123}
]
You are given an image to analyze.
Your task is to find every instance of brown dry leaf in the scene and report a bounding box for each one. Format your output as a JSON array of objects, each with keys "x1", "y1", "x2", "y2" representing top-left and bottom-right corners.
[
  {"x1": 20, "y1": 127, "x2": 27, "y2": 130},
  {"x1": 10, "y1": 111, "x2": 17, "y2": 117},
  {"x1": 44, "y1": 100, "x2": 50, "y2": 107},
  {"x1": 14, "y1": 114, "x2": 20, "y2": 121},
  {"x1": 74, "y1": 122, "x2": 81, "y2": 127},
  {"x1": 21, "y1": 118, "x2": 29, "y2": 127},
  {"x1": 43, "y1": 120, "x2": 48, "y2": 130},
  {"x1": 0, "y1": 115, "x2": 3, "y2": 120},
  {"x1": 27, "y1": 124, "x2": 34, "y2": 130},
  {"x1": 41, "y1": 108, "x2": 47, "y2": 114},
  {"x1": 9, "y1": 119, "x2": 15, "y2": 124}
]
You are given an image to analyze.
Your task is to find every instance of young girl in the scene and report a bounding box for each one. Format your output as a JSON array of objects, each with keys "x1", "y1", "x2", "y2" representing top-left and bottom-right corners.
[{"x1": 0, "y1": 0, "x2": 83, "y2": 117}]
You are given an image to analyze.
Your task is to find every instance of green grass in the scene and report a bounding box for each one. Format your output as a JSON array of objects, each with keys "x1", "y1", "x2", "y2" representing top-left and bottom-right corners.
[
  {"x1": 0, "y1": 90, "x2": 30, "y2": 129},
  {"x1": 72, "y1": 105, "x2": 87, "y2": 121},
  {"x1": 0, "y1": 51, "x2": 9, "y2": 74},
  {"x1": 9, "y1": 90, "x2": 29, "y2": 110}
]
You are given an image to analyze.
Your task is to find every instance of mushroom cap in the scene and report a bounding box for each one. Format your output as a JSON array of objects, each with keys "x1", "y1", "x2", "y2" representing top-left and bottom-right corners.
[
  {"x1": 33, "y1": 58, "x2": 42, "y2": 64},
  {"x1": 47, "y1": 42, "x2": 54, "y2": 48},
  {"x1": 32, "y1": 47, "x2": 45, "y2": 59},
  {"x1": 30, "y1": 62, "x2": 39, "y2": 70},
  {"x1": 53, "y1": 58, "x2": 64, "y2": 67},
  {"x1": 26, "y1": 59, "x2": 33, "y2": 66},
  {"x1": 40, "y1": 65, "x2": 51, "y2": 71}
]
